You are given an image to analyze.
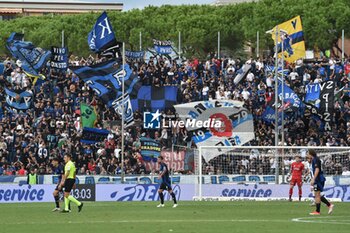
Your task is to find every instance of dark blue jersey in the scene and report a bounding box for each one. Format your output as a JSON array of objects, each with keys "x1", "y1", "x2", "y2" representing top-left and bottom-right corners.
[
  {"x1": 52, "y1": 164, "x2": 64, "y2": 182},
  {"x1": 312, "y1": 156, "x2": 326, "y2": 182},
  {"x1": 160, "y1": 162, "x2": 171, "y2": 184}
]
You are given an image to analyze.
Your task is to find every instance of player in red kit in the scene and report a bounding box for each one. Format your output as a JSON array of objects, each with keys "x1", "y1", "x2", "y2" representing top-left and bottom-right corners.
[{"x1": 289, "y1": 155, "x2": 305, "y2": 201}]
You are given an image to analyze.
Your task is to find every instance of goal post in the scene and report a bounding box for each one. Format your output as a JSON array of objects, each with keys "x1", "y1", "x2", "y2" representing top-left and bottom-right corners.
[{"x1": 194, "y1": 146, "x2": 350, "y2": 201}]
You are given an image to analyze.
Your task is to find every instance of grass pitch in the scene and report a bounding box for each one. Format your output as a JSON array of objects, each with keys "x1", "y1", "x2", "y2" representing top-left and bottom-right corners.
[{"x1": 0, "y1": 201, "x2": 349, "y2": 233}]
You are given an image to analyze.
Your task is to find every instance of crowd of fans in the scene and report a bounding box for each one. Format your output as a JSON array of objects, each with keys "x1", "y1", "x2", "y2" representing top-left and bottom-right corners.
[{"x1": 0, "y1": 53, "x2": 350, "y2": 177}]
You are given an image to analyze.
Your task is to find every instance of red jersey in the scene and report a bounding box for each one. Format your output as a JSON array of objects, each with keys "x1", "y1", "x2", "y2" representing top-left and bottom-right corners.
[
  {"x1": 345, "y1": 63, "x2": 350, "y2": 75},
  {"x1": 291, "y1": 161, "x2": 304, "y2": 178}
]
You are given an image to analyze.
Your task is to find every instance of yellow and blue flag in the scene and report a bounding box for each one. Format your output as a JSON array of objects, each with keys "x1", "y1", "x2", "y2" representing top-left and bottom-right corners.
[
  {"x1": 23, "y1": 71, "x2": 46, "y2": 86},
  {"x1": 270, "y1": 16, "x2": 306, "y2": 63}
]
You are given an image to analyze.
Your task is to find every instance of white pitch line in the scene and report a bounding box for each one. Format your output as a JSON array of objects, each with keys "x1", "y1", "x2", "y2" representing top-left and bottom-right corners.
[
  {"x1": 292, "y1": 216, "x2": 350, "y2": 225},
  {"x1": 0, "y1": 219, "x2": 288, "y2": 225}
]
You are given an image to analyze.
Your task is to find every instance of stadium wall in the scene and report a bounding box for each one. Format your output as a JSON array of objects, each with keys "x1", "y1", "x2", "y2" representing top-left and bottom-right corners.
[{"x1": 0, "y1": 184, "x2": 350, "y2": 203}]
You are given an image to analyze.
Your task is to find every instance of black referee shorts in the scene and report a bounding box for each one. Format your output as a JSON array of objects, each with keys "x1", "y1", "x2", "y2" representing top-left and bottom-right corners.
[{"x1": 64, "y1": 179, "x2": 75, "y2": 193}]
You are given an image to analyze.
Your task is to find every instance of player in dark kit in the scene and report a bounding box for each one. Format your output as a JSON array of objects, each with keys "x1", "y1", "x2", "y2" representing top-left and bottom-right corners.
[
  {"x1": 51, "y1": 158, "x2": 70, "y2": 212},
  {"x1": 157, "y1": 156, "x2": 178, "y2": 208},
  {"x1": 289, "y1": 155, "x2": 304, "y2": 201},
  {"x1": 308, "y1": 149, "x2": 334, "y2": 215}
]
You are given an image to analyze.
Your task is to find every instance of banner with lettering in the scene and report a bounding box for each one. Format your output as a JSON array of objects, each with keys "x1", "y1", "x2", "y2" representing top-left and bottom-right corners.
[
  {"x1": 153, "y1": 39, "x2": 172, "y2": 54},
  {"x1": 5, "y1": 88, "x2": 33, "y2": 110},
  {"x1": 144, "y1": 150, "x2": 185, "y2": 172},
  {"x1": 140, "y1": 137, "x2": 161, "y2": 162},
  {"x1": 305, "y1": 80, "x2": 335, "y2": 131},
  {"x1": 174, "y1": 100, "x2": 255, "y2": 161},
  {"x1": 125, "y1": 50, "x2": 145, "y2": 60},
  {"x1": 50, "y1": 46, "x2": 68, "y2": 71}
]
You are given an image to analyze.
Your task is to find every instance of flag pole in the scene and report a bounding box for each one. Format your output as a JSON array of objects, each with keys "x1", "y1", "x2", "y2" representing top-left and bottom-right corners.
[
  {"x1": 218, "y1": 31, "x2": 220, "y2": 59},
  {"x1": 274, "y1": 26, "x2": 279, "y2": 184},
  {"x1": 178, "y1": 31, "x2": 181, "y2": 60},
  {"x1": 342, "y1": 29, "x2": 345, "y2": 63},
  {"x1": 256, "y1": 31, "x2": 259, "y2": 58},
  {"x1": 139, "y1": 31, "x2": 142, "y2": 51},
  {"x1": 281, "y1": 32, "x2": 285, "y2": 184},
  {"x1": 121, "y1": 42, "x2": 125, "y2": 183},
  {"x1": 62, "y1": 30, "x2": 64, "y2": 47}
]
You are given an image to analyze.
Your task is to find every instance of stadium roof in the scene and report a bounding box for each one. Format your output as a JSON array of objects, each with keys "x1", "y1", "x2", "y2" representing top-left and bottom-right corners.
[{"x1": 0, "y1": 0, "x2": 123, "y2": 14}]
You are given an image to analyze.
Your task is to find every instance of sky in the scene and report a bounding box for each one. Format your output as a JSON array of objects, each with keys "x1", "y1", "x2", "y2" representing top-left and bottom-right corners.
[{"x1": 17, "y1": 0, "x2": 214, "y2": 11}]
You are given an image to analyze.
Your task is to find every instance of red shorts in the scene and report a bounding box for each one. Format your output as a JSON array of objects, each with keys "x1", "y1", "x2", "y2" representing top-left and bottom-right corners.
[{"x1": 290, "y1": 177, "x2": 302, "y2": 186}]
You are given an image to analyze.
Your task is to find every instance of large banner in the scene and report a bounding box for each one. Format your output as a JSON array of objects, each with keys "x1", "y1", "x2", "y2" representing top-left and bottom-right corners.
[
  {"x1": 153, "y1": 39, "x2": 172, "y2": 54},
  {"x1": 305, "y1": 80, "x2": 335, "y2": 131},
  {"x1": 131, "y1": 86, "x2": 177, "y2": 111},
  {"x1": 174, "y1": 100, "x2": 255, "y2": 161},
  {"x1": 81, "y1": 127, "x2": 109, "y2": 144},
  {"x1": 6, "y1": 32, "x2": 52, "y2": 75},
  {"x1": 144, "y1": 150, "x2": 185, "y2": 172},
  {"x1": 50, "y1": 46, "x2": 68, "y2": 71},
  {"x1": 270, "y1": 15, "x2": 306, "y2": 62},
  {"x1": 140, "y1": 137, "x2": 161, "y2": 162},
  {"x1": 125, "y1": 50, "x2": 145, "y2": 60},
  {"x1": 5, "y1": 88, "x2": 33, "y2": 110}
]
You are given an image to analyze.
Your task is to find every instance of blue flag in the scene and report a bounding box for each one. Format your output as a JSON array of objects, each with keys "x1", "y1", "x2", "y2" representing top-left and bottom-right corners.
[
  {"x1": 262, "y1": 106, "x2": 282, "y2": 125},
  {"x1": 278, "y1": 83, "x2": 302, "y2": 109},
  {"x1": 153, "y1": 39, "x2": 172, "y2": 54},
  {"x1": 6, "y1": 33, "x2": 52, "y2": 75},
  {"x1": 70, "y1": 60, "x2": 140, "y2": 107},
  {"x1": 50, "y1": 46, "x2": 68, "y2": 71},
  {"x1": 5, "y1": 88, "x2": 33, "y2": 110},
  {"x1": 131, "y1": 86, "x2": 177, "y2": 111},
  {"x1": 305, "y1": 83, "x2": 321, "y2": 108},
  {"x1": 88, "y1": 12, "x2": 117, "y2": 53},
  {"x1": 70, "y1": 60, "x2": 141, "y2": 127}
]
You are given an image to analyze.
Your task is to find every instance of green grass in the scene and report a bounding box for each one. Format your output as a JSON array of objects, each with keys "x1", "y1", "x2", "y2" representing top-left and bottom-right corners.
[{"x1": 0, "y1": 201, "x2": 349, "y2": 233}]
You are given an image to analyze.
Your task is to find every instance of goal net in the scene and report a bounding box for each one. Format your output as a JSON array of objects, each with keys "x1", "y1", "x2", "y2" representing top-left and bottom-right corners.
[{"x1": 194, "y1": 146, "x2": 350, "y2": 201}]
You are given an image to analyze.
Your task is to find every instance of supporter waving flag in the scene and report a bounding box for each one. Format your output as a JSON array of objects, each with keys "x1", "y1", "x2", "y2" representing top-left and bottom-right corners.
[
  {"x1": 5, "y1": 88, "x2": 33, "y2": 110},
  {"x1": 70, "y1": 60, "x2": 140, "y2": 127},
  {"x1": 88, "y1": 11, "x2": 122, "y2": 59},
  {"x1": 6, "y1": 32, "x2": 52, "y2": 75},
  {"x1": 268, "y1": 16, "x2": 306, "y2": 63}
]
